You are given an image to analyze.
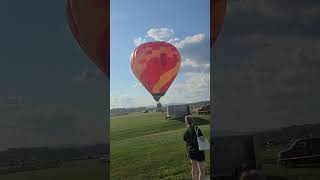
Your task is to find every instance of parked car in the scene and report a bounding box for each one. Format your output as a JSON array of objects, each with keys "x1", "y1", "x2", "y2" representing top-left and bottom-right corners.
[
  {"x1": 278, "y1": 137, "x2": 320, "y2": 167},
  {"x1": 198, "y1": 105, "x2": 210, "y2": 115}
]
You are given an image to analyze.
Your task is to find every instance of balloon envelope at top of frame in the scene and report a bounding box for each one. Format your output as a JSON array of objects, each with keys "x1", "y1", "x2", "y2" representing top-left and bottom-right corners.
[{"x1": 130, "y1": 41, "x2": 181, "y2": 102}]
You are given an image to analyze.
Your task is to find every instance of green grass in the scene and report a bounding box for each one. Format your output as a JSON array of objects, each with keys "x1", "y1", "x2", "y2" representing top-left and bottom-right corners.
[
  {"x1": 111, "y1": 112, "x2": 210, "y2": 180},
  {"x1": 110, "y1": 112, "x2": 209, "y2": 141},
  {"x1": 0, "y1": 112, "x2": 208, "y2": 180},
  {"x1": 0, "y1": 160, "x2": 108, "y2": 180}
]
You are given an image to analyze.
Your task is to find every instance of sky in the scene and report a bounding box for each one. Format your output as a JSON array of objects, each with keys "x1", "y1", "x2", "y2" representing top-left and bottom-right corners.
[
  {"x1": 110, "y1": 0, "x2": 210, "y2": 109},
  {"x1": 0, "y1": 0, "x2": 107, "y2": 150},
  {"x1": 212, "y1": 0, "x2": 320, "y2": 132}
]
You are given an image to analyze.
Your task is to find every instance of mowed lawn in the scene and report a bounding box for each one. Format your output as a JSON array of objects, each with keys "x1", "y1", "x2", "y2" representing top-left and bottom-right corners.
[
  {"x1": 110, "y1": 112, "x2": 210, "y2": 180},
  {"x1": 0, "y1": 160, "x2": 108, "y2": 180}
]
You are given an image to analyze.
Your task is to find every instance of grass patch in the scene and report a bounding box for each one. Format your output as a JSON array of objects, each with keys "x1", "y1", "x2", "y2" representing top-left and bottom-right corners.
[{"x1": 111, "y1": 112, "x2": 210, "y2": 180}]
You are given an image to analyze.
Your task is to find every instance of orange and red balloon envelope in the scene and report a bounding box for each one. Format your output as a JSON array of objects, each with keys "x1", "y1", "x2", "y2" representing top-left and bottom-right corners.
[
  {"x1": 211, "y1": 0, "x2": 227, "y2": 47},
  {"x1": 66, "y1": 0, "x2": 109, "y2": 78},
  {"x1": 131, "y1": 41, "x2": 181, "y2": 102}
]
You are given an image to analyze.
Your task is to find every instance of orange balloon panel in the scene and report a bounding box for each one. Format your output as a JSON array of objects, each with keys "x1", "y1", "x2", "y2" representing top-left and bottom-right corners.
[
  {"x1": 131, "y1": 41, "x2": 181, "y2": 102},
  {"x1": 66, "y1": 0, "x2": 109, "y2": 78},
  {"x1": 211, "y1": 0, "x2": 227, "y2": 47}
]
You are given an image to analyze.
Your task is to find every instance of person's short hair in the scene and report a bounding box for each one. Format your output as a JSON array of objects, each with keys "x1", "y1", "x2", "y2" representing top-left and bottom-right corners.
[
  {"x1": 240, "y1": 170, "x2": 266, "y2": 180},
  {"x1": 185, "y1": 115, "x2": 194, "y2": 125}
]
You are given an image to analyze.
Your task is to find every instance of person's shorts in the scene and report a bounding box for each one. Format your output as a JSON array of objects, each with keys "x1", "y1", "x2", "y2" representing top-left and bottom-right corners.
[{"x1": 188, "y1": 150, "x2": 205, "y2": 162}]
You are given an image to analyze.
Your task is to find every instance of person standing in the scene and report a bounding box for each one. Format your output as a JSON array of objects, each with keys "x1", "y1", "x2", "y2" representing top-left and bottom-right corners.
[{"x1": 183, "y1": 115, "x2": 205, "y2": 180}]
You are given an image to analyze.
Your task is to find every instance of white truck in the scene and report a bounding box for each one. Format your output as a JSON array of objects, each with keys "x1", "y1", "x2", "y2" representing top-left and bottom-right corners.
[{"x1": 166, "y1": 104, "x2": 191, "y2": 119}]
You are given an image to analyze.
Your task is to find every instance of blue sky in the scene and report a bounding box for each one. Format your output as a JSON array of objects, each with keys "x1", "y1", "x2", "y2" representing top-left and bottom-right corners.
[{"x1": 111, "y1": 0, "x2": 210, "y2": 108}]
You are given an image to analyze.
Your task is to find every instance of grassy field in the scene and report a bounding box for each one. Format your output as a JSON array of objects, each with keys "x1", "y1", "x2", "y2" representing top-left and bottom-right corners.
[
  {"x1": 0, "y1": 160, "x2": 108, "y2": 180},
  {"x1": 110, "y1": 112, "x2": 210, "y2": 180},
  {"x1": 2, "y1": 110, "x2": 319, "y2": 180},
  {"x1": 0, "y1": 112, "x2": 208, "y2": 180}
]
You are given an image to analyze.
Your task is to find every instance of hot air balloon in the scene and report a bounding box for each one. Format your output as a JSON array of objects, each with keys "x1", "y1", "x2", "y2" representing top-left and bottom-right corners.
[
  {"x1": 66, "y1": 0, "x2": 110, "y2": 78},
  {"x1": 131, "y1": 41, "x2": 181, "y2": 107},
  {"x1": 211, "y1": 0, "x2": 227, "y2": 47}
]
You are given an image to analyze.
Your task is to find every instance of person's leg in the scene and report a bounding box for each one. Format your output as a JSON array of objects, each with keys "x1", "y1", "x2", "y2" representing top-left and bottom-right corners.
[
  {"x1": 196, "y1": 161, "x2": 205, "y2": 180},
  {"x1": 190, "y1": 160, "x2": 198, "y2": 180}
]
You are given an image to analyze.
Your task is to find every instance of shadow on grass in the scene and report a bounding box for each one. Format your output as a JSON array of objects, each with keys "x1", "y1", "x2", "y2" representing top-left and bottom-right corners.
[{"x1": 167, "y1": 117, "x2": 209, "y2": 126}]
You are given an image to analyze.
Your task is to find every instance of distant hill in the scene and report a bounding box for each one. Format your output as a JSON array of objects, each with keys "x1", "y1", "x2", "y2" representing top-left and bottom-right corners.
[
  {"x1": 188, "y1": 101, "x2": 210, "y2": 108},
  {"x1": 110, "y1": 100, "x2": 210, "y2": 117},
  {"x1": 110, "y1": 107, "x2": 148, "y2": 117}
]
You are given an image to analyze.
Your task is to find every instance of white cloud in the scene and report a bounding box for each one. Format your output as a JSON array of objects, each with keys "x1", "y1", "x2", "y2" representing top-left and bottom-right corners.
[
  {"x1": 111, "y1": 72, "x2": 210, "y2": 108},
  {"x1": 132, "y1": 82, "x2": 143, "y2": 88},
  {"x1": 171, "y1": 33, "x2": 206, "y2": 49},
  {"x1": 168, "y1": 38, "x2": 180, "y2": 44},
  {"x1": 111, "y1": 94, "x2": 138, "y2": 109},
  {"x1": 180, "y1": 58, "x2": 210, "y2": 74},
  {"x1": 134, "y1": 37, "x2": 147, "y2": 46},
  {"x1": 110, "y1": 93, "x2": 160, "y2": 109},
  {"x1": 181, "y1": 58, "x2": 210, "y2": 68},
  {"x1": 162, "y1": 72, "x2": 210, "y2": 104},
  {"x1": 147, "y1": 28, "x2": 174, "y2": 41},
  {"x1": 170, "y1": 33, "x2": 209, "y2": 73}
]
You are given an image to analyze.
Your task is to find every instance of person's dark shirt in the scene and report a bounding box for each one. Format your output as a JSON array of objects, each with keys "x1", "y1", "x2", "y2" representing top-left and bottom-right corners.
[{"x1": 183, "y1": 126, "x2": 203, "y2": 152}]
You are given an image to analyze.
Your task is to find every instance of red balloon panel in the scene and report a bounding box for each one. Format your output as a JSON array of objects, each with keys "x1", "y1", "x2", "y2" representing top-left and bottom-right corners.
[
  {"x1": 131, "y1": 42, "x2": 181, "y2": 101},
  {"x1": 66, "y1": 0, "x2": 110, "y2": 77},
  {"x1": 211, "y1": 0, "x2": 227, "y2": 47}
]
